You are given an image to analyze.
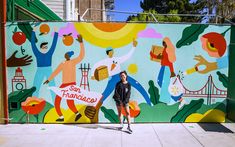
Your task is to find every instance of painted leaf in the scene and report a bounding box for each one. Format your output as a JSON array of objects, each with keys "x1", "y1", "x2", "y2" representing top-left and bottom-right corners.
[
  {"x1": 176, "y1": 24, "x2": 209, "y2": 48},
  {"x1": 217, "y1": 71, "x2": 228, "y2": 88},
  {"x1": 100, "y1": 106, "x2": 119, "y2": 123},
  {"x1": 34, "y1": 22, "x2": 41, "y2": 27},
  {"x1": 14, "y1": 27, "x2": 17, "y2": 33},
  {"x1": 18, "y1": 22, "x2": 36, "y2": 43},
  {"x1": 221, "y1": 28, "x2": 231, "y2": 36},
  {"x1": 171, "y1": 99, "x2": 204, "y2": 122},
  {"x1": 148, "y1": 80, "x2": 160, "y2": 105}
]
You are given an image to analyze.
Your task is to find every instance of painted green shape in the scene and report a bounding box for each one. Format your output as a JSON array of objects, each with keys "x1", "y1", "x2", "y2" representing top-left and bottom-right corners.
[
  {"x1": 17, "y1": 22, "x2": 36, "y2": 43},
  {"x1": 134, "y1": 102, "x2": 179, "y2": 122},
  {"x1": 148, "y1": 80, "x2": 160, "y2": 105},
  {"x1": 217, "y1": 71, "x2": 228, "y2": 88},
  {"x1": 197, "y1": 102, "x2": 226, "y2": 114},
  {"x1": 9, "y1": 109, "x2": 37, "y2": 123},
  {"x1": 9, "y1": 102, "x2": 53, "y2": 123},
  {"x1": 221, "y1": 27, "x2": 231, "y2": 36},
  {"x1": 171, "y1": 99, "x2": 204, "y2": 122},
  {"x1": 176, "y1": 24, "x2": 209, "y2": 48},
  {"x1": 100, "y1": 106, "x2": 119, "y2": 123},
  {"x1": 8, "y1": 87, "x2": 36, "y2": 113}
]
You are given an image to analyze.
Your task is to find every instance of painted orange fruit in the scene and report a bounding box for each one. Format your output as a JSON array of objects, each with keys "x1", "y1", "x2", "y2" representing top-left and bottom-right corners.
[
  {"x1": 63, "y1": 33, "x2": 74, "y2": 46},
  {"x1": 39, "y1": 24, "x2": 50, "y2": 35}
]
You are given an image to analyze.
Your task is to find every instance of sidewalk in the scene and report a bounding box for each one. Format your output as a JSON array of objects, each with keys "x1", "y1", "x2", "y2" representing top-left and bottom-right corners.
[{"x1": 0, "y1": 123, "x2": 235, "y2": 147}]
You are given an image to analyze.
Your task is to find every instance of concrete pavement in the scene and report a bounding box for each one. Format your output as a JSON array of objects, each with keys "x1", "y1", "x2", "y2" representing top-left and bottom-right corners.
[{"x1": 0, "y1": 123, "x2": 235, "y2": 147}]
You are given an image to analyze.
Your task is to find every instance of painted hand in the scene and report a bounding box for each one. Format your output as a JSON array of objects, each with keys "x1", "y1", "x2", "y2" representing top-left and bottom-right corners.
[
  {"x1": 33, "y1": 26, "x2": 37, "y2": 32},
  {"x1": 43, "y1": 80, "x2": 49, "y2": 85},
  {"x1": 54, "y1": 26, "x2": 58, "y2": 32},
  {"x1": 84, "y1": 106, "x2": 96, "y2": 119},
  {"x1": 194, "y1": 55, "x2": 218, "y2": 74},
  {"x1": 133, "y1": 38, "x2": 138, "y2": 47},
  {"x1": 77, "y1": 35, "x2": 83, "y2": 43},
  {"x1": 156, "y1": 53, "x2": 162, "y2": 59},
  {"x1": 7, "y1": 50, "x2": 33, "y2": 67},
  {"x1": 170, "y1": 72, "x2": 176, "y2": 77}
]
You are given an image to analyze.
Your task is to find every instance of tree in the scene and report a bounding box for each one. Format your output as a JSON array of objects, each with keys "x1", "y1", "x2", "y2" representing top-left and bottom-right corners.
[
  {"x1": 127, "y1": 0, "x2": 207, "y2": 22},
  {"x1": 127, "y1": 9, "x2": 181, "y2": 22},
  {"x1": 205, "y1": 0, "x2": 235, "y2": 23}
]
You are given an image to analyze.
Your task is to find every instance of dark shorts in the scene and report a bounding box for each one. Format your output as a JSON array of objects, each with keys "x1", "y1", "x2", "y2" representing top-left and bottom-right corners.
[{"x1": 114, "y1": 98, "x2": 129, "y2": 107}]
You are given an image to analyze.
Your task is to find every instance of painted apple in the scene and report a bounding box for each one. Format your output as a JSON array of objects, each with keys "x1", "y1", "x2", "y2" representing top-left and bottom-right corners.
[{"x1": 12, "y1": 31, "x2": 26, "y2": 45}]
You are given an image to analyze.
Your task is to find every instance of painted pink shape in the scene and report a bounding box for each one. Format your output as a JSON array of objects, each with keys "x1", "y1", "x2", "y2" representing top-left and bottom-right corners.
[
  {"x1": 138, "y1": 28, "x2": 163, "y2": 38},
  {"x1": 58, "y1": 23, "x2": 79, "y2": 38}
]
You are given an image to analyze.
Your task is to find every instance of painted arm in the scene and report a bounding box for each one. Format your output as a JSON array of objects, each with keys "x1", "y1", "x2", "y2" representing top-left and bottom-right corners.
[
  {"x1": 91, "y1": 59, "x2": 107, "y2": 77},
  {"x1": 71, "y1": 43, "x2": 85, "y2": 64},
  {"x1": 31, "y1": 31, "x2": 40, "y2": 56},
  {"x1": 118, "y1": 39, "x2": 137, "y2": 63},
  {"x1": 47, "y1": 63, "x2": 63, "y2": 82},
  {"x1": 71, "y1": 35, "x2": 85, "y2": 64},
  {"x1": 150, "y1": 51, "x2": 162, "y2": 59},
  {"x1": 47, "y1": 32, "x2": 58, "y2": 55},
  {"x1": 216, "y1": 55, "x2": 228, "y2": 69}
]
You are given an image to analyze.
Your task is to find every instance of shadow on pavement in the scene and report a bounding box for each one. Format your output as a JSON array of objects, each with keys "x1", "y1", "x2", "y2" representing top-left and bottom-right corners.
[
  {"x1": 69, "y1": 124, "x2": 132, "y2": 134},
  {"x1": 198, "y1": 123, "x2": 234, "y2": 133}
]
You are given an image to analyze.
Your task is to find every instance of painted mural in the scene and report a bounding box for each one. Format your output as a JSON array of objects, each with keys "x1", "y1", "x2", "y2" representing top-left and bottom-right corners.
[{"x1": 6, "y1": 22, "x2": 230, "y2": 123}]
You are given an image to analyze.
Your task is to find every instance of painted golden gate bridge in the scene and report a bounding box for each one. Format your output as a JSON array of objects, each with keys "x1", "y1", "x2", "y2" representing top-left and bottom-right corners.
[{"x1": 175, "y1": 75, "x2": 227, "y2": 105}]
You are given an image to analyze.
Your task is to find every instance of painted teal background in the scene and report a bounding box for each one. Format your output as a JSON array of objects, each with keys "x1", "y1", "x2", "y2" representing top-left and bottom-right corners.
[{"x1": 6, "y1": 22, "x2": 230, "y2": 123}]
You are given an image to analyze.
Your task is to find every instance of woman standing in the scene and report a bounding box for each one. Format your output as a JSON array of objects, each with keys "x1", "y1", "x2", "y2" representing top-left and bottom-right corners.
[{"x1": 113, "y1": 71, "x2": 132, "y2": 132}]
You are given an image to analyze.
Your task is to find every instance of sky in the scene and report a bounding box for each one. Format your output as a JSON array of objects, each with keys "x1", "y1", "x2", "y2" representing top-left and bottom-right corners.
[{"x1": 113, "y1": 0, "x2": 142, "y2": 21}]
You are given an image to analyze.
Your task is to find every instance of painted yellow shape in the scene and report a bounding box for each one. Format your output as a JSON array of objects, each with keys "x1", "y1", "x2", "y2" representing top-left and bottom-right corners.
[
  {"x1": 43, "y1": 104, "x2": 91, "y2": 123},
  {"x1": 185, "y1": 109, "x2": 225, "y2": 122},
  {"x1": 128, "y1": 64, "x2": 138, "y2": 74},
  {"x1": 74, "y1": 22, "x2": 146, "y2": 48}
]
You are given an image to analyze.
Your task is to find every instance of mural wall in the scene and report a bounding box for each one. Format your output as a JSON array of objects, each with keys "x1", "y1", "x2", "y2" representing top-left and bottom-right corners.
[{"x1": 5, "y1": 22, "x2": 230, "y2": 123}]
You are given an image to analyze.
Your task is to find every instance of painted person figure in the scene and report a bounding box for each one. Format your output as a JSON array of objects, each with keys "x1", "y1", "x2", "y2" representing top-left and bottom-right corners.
[
  {"x1": 91, "y1": 39, "x2": 151, "y2": 106},
  {"x1": 150, "y1": 37, "x2": 176, "y2": 103},
  {"x1": 113, "y1": 71, "x2": 132, "y2": 132},
  {"x1": 31, "y1": 26, "x2": 58, "y2": 102},
  {"x1": 44, "y1": 35, "x2": 85, "y2": 122}
]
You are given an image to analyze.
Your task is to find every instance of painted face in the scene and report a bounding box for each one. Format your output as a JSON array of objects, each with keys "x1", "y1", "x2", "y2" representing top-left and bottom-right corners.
[
  {"x1": 40, "y1": 45, "x2": 48, "y2": 54},
  {"x1": 200, "y1": 32, "x2": 227, "y2": 58},
  {"x1": 108, "y1": 50, "x2": 114, "y2": 58},
  {"x1": 120, "y1": 73, "x2": 127, "y2": 82}
]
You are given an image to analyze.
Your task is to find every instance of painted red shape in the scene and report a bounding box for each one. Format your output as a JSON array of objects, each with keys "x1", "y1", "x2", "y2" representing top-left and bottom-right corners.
[
  {"x1": 121, "y1": 100, "x2": 140, "y2": 118},
  {"x1": 21, "y1": 97, "x2": 46, "y2": 115},
  {"x1": 12, "y1": 32, "x2": 26, "y2": 45},
  {"x1": 201, "y1": 32, "x2": 227, "y2": 57}
]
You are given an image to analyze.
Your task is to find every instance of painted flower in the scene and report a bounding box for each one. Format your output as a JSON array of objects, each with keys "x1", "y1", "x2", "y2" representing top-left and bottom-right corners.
[
  {"x1": 121, "y1": 100, "x2": 140, "y2": 118},
  {"x1": 21, "y1": 97, "x2": 46, "y2": 115}
]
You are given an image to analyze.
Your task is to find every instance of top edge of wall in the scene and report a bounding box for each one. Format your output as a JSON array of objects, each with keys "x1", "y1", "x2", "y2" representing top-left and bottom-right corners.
[{"x1": 4, "y1": 21, "x2": 233, "y2": 26}]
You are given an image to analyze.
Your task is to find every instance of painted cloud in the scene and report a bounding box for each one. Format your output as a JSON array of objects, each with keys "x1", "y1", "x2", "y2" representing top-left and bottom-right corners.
[{"x1": 138, "y1": 28, "x2": 162, "y2": 38}]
